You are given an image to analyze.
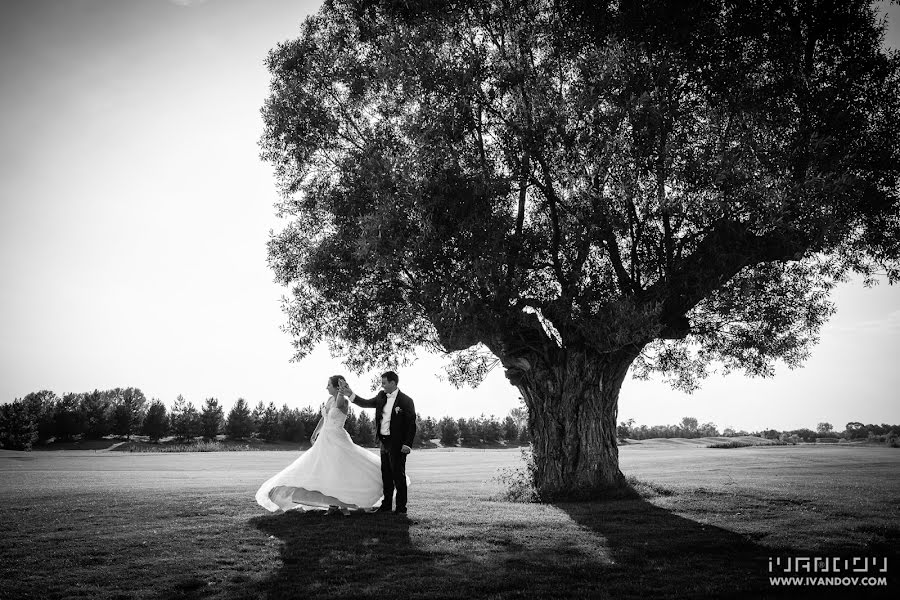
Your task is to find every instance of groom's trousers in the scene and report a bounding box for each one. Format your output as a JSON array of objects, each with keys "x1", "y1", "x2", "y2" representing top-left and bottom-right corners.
[{"x1": 379, "y1": 437, "x2": 408, "y2": 510}]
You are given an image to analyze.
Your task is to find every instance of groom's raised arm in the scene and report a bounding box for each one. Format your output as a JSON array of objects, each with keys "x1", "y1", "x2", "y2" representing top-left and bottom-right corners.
[
  {"x1": 341, "y1": 380, "x2": 380, "y2": 409},
  {"x1": 349, "y1": 391, "x2": 379, "y2": 409}
]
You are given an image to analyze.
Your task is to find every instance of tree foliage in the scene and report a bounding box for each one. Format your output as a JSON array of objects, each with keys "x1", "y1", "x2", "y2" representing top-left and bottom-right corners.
[
  {"x1": 503, "y1": 415, "x2": 519, "y2": 442},
  {"x1": 200, "y1": 397, "x2": 225, "y2": 440},
  {"x1": 438, "y1": 416, "x2": 460, "y2": 446},
  {"x1": 263, "y1": 0, "x2": 900, "y2": 381},
  {"x1": 21, "y1": 390, "x2": 57, "y2": 441},
  {"x1": 618, "y1": 417, "x2": 719, "y2": 440},
  {"x1": 142, "y1": 399, "x2": 170, "y2": 441},
  {"x1": 0, "y1": 401, "x2": 38, "y2": 450},
  {"x1": 344, "y1": 406, "x2": 360, "y2": 439},
  {"x1": 252, "y1": 401, "x2": 283, "y2": 441},
  {"x1": 80, "y1": 390, "x2": 113, "y2": 439},
  {"x1": 261, "y1": 0, "x2": 900, "y2": 498},
  {"x1": 110, "y1": 387, "x2": 147, "y2": 440},
  {"x1": 170, "y1": 395, "x2": 201, "y2": 441},
  {"x1": 53, "y1": 393, "x2": 86, "y2": 441},
  {"x1": 225, "y1": 398, "x2": 254, "y2": 439},
  {"x1": 278, "y1": 404, "x2": 308, "y2": 442},
  {"x1": 355, "y1": 410, "x2": 376, "y2": 445}
]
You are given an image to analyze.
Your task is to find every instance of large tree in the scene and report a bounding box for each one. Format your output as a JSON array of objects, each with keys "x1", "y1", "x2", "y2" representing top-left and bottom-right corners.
[{"x1": 261, "y1": 0, "x2": 900, "y2": 499}]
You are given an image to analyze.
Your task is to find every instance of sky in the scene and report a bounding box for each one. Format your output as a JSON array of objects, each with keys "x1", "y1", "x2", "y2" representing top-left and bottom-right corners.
[{"x1": 1, "y1": 0, "x2": 898, "y2": 433}]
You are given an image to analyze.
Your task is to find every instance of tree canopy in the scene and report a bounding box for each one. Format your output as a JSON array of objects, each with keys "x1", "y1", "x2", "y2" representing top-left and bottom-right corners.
[{"x1": 262, "y1": 0, "x2": 900, "y2": 498}]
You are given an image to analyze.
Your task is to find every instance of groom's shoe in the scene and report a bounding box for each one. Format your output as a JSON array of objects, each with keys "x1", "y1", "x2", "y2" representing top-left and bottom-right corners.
[
  {"x1": 375, "y1": 504, "x2": 392, "y2": 513},
  {"x1": 393, "y1": 507, "x2": 407, "y2": 515}
]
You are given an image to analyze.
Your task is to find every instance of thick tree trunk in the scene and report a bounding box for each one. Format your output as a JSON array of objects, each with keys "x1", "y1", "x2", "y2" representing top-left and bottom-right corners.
[{"x1": 505, "y1": 347, "x2": 639, "y2": 501}]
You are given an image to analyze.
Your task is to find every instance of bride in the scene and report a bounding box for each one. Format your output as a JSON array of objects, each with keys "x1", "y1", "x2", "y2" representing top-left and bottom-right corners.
[{"x1": 256, "y1": 375, "x2": 389, "y2": 514}]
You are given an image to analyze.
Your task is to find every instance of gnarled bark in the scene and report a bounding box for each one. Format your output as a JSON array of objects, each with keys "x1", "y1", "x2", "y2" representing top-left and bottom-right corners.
[{"x1": 500, "y1": 343, "x2": 640, "y2": 500}]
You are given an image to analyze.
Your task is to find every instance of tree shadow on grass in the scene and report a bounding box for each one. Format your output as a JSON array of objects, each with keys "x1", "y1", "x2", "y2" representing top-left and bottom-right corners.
[
  {"x1": 247, "y1": 499, "x2": 893, "y2": 600},
  {"x1": 553, "y1": 497, "x2": 771, "y2": 599},
  {"x1": 555, "y1": 497, "x2": 894, "y2": 600}
]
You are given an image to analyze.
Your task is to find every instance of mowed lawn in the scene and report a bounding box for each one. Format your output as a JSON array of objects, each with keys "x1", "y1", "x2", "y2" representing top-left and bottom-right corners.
[{"x1": 1, "y1": 445, "x2": 897, "y2": 599}]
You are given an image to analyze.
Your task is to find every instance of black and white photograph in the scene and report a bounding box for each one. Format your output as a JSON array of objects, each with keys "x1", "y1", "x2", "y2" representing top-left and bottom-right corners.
[{"x1": 1, "y1": 0, "x2": 899, "y2": 598}]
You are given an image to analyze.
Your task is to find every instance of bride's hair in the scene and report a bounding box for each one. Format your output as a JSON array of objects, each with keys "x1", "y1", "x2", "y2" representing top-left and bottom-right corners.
[{"x1": 328, "y1": 375, "x2": 345, "y2": 388}]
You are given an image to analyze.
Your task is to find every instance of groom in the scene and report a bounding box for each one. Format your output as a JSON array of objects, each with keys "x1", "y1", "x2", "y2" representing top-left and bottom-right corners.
[{"x1": 343, "y1": 371, "x2": 416, "y2": 514}]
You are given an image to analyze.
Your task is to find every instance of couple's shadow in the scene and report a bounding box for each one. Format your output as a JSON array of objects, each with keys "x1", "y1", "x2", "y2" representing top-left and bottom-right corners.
[{"x1": 250, "y1": 509, "x2": 416, "y2": 598}]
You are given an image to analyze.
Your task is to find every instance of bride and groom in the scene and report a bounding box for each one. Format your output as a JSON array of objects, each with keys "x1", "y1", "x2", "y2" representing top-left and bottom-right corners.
[{"x1": 255, "y1": 371, "x2": 417, "y2": 515}]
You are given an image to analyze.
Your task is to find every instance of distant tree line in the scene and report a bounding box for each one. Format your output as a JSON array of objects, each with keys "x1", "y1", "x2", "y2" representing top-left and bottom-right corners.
[
  {"x1": 0, "y1": 388, "x2": 151, "y2": 451},
  {"x1": 5, "y1": 390, "x2": 894, "y2": 451},
  {"x1": 0, "y1": 389, "x2": 531, "y2": 451},
  {"x1": 754, "y1": 422, "x2": 900, "y2": 446},
  {"x1": 617, "y1": 417, "x2": 721, "y2": 440},
  {"x1": 618, "y1": 418, "x2": 900, "y2": 446},
  {"x1": 424, "y1": 410, "x2": 530, "y2": 448}
]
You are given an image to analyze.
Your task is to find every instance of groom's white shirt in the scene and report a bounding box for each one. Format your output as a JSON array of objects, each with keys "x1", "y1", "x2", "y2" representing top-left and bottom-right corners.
[
  {"x1": 349, "y1": 389, "x2": 398, "y2": 436},
  {"x1": 380, "y1": 390, "x2": 398, "y2": 436}
]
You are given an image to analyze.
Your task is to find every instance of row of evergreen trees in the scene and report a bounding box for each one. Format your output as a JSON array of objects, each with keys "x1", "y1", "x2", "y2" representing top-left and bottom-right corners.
[{"x1": 0, "y1": 389, "x2": 531, "y2": 451}]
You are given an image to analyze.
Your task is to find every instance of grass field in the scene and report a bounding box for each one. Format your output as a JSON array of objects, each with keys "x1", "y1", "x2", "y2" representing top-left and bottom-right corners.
[{"x1": 1, "y1": 444, "x2": 897, "y2": 599}]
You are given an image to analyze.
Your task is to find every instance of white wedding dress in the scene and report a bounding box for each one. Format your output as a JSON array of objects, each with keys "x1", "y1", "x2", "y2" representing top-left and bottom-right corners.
[{"x1": 255, "y1": 397, "x2": 390, "y2": 512}]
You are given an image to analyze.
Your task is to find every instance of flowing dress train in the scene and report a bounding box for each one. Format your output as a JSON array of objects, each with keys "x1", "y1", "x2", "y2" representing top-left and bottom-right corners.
[{"x1": 255, "y1": 398, "x2": 405, "y2": 511}]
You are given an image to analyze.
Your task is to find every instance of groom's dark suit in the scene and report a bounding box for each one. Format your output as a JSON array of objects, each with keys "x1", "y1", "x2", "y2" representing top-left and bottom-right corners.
[{"x1": 351, "y1": 389, "x2": 416, "y2": 512}]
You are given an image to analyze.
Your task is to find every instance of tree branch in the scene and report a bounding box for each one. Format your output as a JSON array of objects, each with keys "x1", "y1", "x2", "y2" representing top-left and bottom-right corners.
[
  {"x1": 645, "y1": 220, "x2": 809, "y2": 332},
  {"x1": 601, "y1": 223, "x2": 637, "y2": 295},
  {"x1": 506, "y1": 149, "x2": 530, "y2": 286},
  {"x1": 528, "y1": 153, "x2": 567, "y2": 286}
]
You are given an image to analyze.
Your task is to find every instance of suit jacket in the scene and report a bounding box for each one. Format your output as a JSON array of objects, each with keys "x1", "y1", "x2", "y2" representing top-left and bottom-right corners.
[{"x1": 352, "y1": 389, "x2": 416, "y2": 450}]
